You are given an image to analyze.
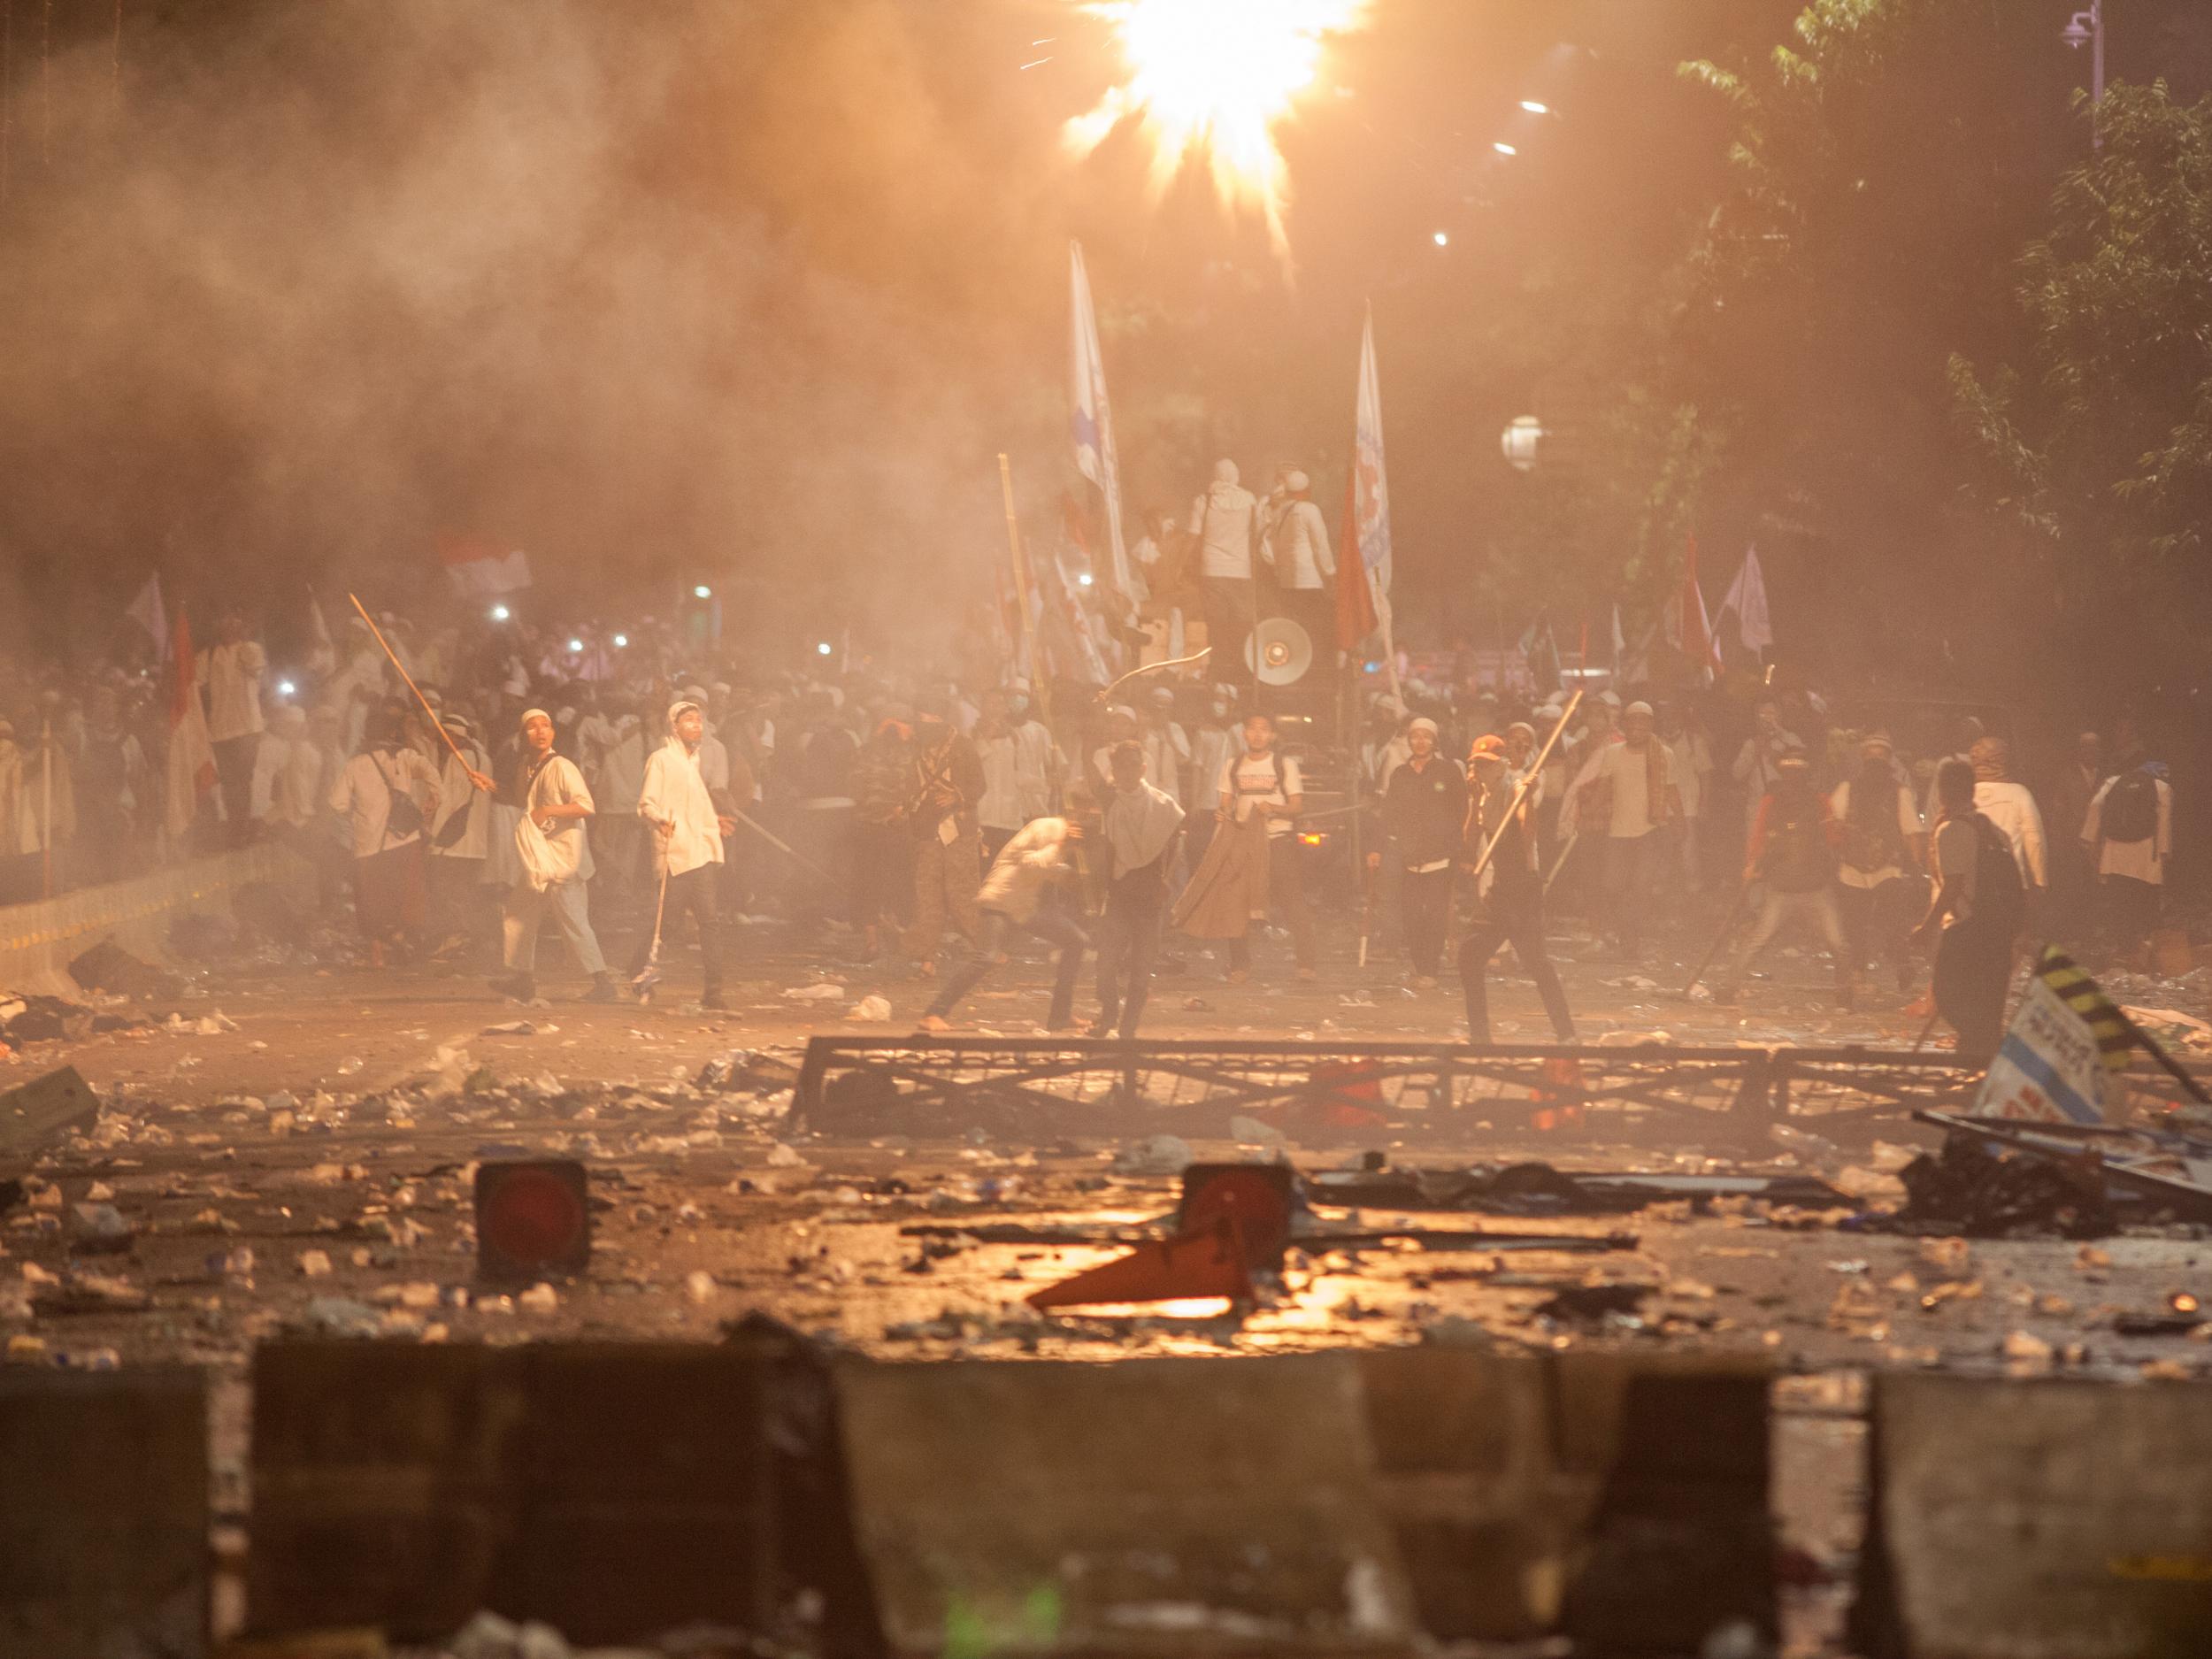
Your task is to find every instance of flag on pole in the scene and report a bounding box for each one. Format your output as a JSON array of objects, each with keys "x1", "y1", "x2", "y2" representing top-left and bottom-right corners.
[
  {"x1": 126, "y1": 573, "x2": 167, "y2": 655},
  {"x1": 1975, "y1": 946, "x2": 2137, "y2": 1125},
  {"x1": 438, "y1": 533, "x2": 534, "y2": 597},
  {"x1": 165, "y1": 611, "x2": 217, "y2": 837},
  {"x1": 1717, "y1": 545, "x2": 1775, "y2": 657},
  {"x1": 1335, "y1": 304, "x2": 1395, "y2": 669},
  {"x1": 1663, "y1": 534, "x2": 1723, "y2": 675},
  {"x1": 1069, "y1": 241, "x2": 1135, "y2": 603}
]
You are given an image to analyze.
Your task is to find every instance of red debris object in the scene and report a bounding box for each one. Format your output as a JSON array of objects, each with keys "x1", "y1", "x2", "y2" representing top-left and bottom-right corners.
[
  {"x1": 1531, "y1": 1056, "x2": 1586, "y2": 1133},
  {"x1": 1028, "y1": 1163, "x2": 1294, "y2": 1310},
  {"x1": 475, "y1": 1159, "x2": 591, "y2": 1280},
  {"x1": 1301, "y1": 1059, "x2": 1390, "y2": 1130}
]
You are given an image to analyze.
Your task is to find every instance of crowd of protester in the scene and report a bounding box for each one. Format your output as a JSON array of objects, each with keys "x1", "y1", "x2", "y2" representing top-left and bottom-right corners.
[
  {"x1": 0, "y1": 436, "x2": 2184, "y2": 1053},
  {"x1": 0, "y1": 572, "x2": 2179, "y2": 1035}
]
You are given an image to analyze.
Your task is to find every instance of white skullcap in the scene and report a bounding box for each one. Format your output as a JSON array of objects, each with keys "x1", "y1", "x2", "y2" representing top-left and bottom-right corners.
[
  {"x1": 1624, "y1": 700, "x2": 1654, "y2": 718},
  {"x1": 1213, "y1": 458, "x2": 1239, "y2": 485},
  {"x1": 1408, "y1": 716, "x2": 1439, "y2": 736},
  {"x1": 1285, "y1": 469, "x2": 1310, "y2": 491}
]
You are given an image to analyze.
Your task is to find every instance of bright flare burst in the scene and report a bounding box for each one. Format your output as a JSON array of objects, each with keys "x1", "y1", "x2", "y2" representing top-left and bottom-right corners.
[{"x1": 1065, "y1": 0, "x2": 1370, "y2": 261}]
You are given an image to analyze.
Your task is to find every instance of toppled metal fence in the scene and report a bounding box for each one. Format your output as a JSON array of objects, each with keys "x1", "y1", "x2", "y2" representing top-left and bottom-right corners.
[{"x1": 792, "y1": 1037, "x2": 2209, "y2": 1142}]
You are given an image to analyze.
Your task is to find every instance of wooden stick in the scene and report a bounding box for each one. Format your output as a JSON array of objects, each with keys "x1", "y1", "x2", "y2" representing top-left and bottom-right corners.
[
  {"x1": 347, "y1": 593, "x2": 472, "y2": 771},
  {"x1": 1464, "y1": 688, "x2": 1583, "y2": 886}
]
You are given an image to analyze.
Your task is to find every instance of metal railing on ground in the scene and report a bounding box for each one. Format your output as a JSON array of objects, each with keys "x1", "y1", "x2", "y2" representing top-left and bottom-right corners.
[{"x1": 791, "y1": 1036, "x2": 2208, "y2": 1142}]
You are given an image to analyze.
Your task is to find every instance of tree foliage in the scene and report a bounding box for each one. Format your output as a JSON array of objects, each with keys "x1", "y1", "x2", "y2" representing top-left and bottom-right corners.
[{"x1": 1949, "y1": 82, "x2": 2212, "y2": 572}]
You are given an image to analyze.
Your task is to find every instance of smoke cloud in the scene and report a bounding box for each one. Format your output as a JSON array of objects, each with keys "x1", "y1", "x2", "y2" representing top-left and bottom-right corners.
[{"x1": 0, "y1": 0, "x2": 1068, "y2": 657}]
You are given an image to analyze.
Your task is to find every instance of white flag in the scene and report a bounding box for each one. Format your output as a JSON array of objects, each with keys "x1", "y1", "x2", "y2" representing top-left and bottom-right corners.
[
  {"x1": 1718, "y1": 545, "x2": 1774, "y2": 656},
  {"x1": 1069, "y1": 241, "x2": 1134, "y2": 603},
  {"x1": 1350, "y1": 305, "x2": 1393, "y2": 597},
  {"x1": 127, "y1": 573, "x2": 167, "y2": 655}
]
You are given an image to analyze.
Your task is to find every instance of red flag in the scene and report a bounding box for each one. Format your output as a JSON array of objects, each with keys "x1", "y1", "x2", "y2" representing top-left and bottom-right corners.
[
  {"x1": 1333, "y1": 465, "x2": 1377, "y2": 650},
  {"x1": 1671, "y1": 534, "x2": 1723, "y2": 674}
]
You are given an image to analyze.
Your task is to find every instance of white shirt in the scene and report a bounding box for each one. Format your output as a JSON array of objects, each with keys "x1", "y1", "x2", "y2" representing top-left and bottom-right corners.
[
  {"x1": 1219, "y1": 748, "x2": 1302, "y2": 837},
  {"x1": 328, "y1": 747, "x2": 439, "y2": 857},
  {"x1": 1262, "y1": 498, "x2": 1334, "y2": 589},
  {"x1": 1572, "y1": 739, "x2": 1673, "y2": 839},
  {"x1": 978, "y1": 817, "x2": 1072, "y2": 921},
  {"x1": 977, "y1": 732, "x2": 1023, "y2": 832},
  {"x1": 1187, "y1": 480, "x2": 1257, "y2": 580},
  {"x1": 1974, "y1": 780, "x2": 2047, "y2": 888},
  {"x1": 251, "y1": 733, "x2": 323, "y2": 829},
  {"x1": 1094, "y1": 726, "x2": 1190, "y2": 808},
  {"x1": 2085, "y1": 772, "x2": 2172, "y2": 885},
  {"x1": 198, "y1": 641, "x2": 266, "y2": 743},
  {"x1": 638, "y1": 739, "x2": 724, "y2": 878}
]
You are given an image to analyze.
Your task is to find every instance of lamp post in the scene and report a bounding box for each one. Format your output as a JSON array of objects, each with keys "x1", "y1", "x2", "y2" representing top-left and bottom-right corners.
[{"x1": 2062, "y1": 2, "x2": 2104, "y2": 150}]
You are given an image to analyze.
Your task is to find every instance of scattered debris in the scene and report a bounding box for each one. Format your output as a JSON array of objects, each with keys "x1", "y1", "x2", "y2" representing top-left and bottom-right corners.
[
  {"x1": 65, "y1": 939, "x2": 182, "y2": 1001},
  {"x1": 1887, "y1": 1133, "x2": 2117, "y2": 1240}
]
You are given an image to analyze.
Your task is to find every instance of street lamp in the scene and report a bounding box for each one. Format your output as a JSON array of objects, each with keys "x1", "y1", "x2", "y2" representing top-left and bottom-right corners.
[
  {"x1": 2062, "y1": 3, "x2": 2104, "y2": 150},
  {"x1": 1501, "y1": 416, "x2": 1544, "y2": 472}
]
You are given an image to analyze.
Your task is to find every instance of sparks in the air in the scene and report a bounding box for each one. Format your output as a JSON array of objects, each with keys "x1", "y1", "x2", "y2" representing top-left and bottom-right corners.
[{"x1": 1064, "y1": 0, "x2": 1371, "y2": 260}]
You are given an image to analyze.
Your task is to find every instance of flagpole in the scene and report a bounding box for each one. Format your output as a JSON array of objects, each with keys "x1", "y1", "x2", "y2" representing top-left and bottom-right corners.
[
  {"x1": 346, "y1": 593, "x2": 472, "y2": 772},
  {"x1": 996, "y1": 454, "x2": 1048, "y2": 733}
]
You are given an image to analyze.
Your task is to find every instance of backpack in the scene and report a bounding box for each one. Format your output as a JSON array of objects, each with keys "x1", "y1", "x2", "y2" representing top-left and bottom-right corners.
[
  {"x1": 1965, "y1": 811, "x2": 2026, "y2": 936},
  {"x1": 2102, "y1": 769, "x2": 2158, "y2": 843},
  {"x1": 374, "y1": 752, "x2": 424, "y2": 841}
]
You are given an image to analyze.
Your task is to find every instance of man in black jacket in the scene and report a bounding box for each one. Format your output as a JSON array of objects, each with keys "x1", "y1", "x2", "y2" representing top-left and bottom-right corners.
[{"x1": 1371, "y1": 716, "x2": 1466, "y2": 987}]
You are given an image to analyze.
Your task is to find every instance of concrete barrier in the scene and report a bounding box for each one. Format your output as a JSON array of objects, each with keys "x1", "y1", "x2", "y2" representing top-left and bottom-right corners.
[
  {"x1": 1853, "y1": 1371, "x2": 2212, "y2": 1658},
  {"x1": 0, "y1": 842, "x2": 315, "y2": 995},
  {"x1": 1356, "y1": 1347, "x2": 1775, "y2": 1649},
  {"x1": 833, "y1": 1353, "x2": 1419, "y2": 1655},
  {"x1": 0, "y1": 1366, "x2": 209, "y2": 1658}
]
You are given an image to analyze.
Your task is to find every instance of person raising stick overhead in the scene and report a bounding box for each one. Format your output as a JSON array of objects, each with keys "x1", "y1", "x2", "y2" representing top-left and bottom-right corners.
[{"x1": 1459, "y1": 734, "x2": 1576, "y2": 1046}]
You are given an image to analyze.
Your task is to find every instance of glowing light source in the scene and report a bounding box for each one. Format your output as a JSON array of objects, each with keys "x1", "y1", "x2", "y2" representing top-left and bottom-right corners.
[
  {"x1": 489, "y1": 604, "x2": 511, "y2": 622},
  {"x1": 1078, "y1": 572, "x2": 1094, "y2": 588},
  {"x1": 566, "y1": 638, "x2": 583, "y2": 654},
  {"x1": 692, "y1": 584, "x2": 711, "y2": 599},
  {"x1": 1493, "y1": 140, "x2": 1517, "y2": 156},
  {"x1": 277, "y1": 680, "x2": 296, "y2": 698},
  {"x1": 1432, "y1": 230, "x2": 1449, "y2": 247},
  {"x1": 816, "y1": 641, "x2": 833, "y2": 656},
  {"x1": 1502, "y1": 415, "x2": 1545, "y2": 472},
  {"x1": 1066, "y1": 0, "x2": 1372, "y2": 262},
  {"x1": 613, "y1": 634, "x2": 628, "y2": 649},
  {"x1": 1519, "y1": 98, "x2": 1549, "y2": 114}
]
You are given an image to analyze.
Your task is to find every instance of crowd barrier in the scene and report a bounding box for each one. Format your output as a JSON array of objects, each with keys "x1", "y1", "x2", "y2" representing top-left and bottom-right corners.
[{"x1": 0, "y1": 842, "x2": 315, "y2": 995}]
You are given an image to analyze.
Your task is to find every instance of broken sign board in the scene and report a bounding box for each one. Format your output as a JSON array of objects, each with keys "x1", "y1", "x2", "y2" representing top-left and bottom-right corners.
[
  {"x1": 1853, "y1": 1371, "x2": 2212, "y2": 1657},
  {"x1": 834, "y1": 1353, "x2": 1417, "y2": 1655},
  {"x1": 0, "y1": 1366, "x2": 208, "y2": 1658}
]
